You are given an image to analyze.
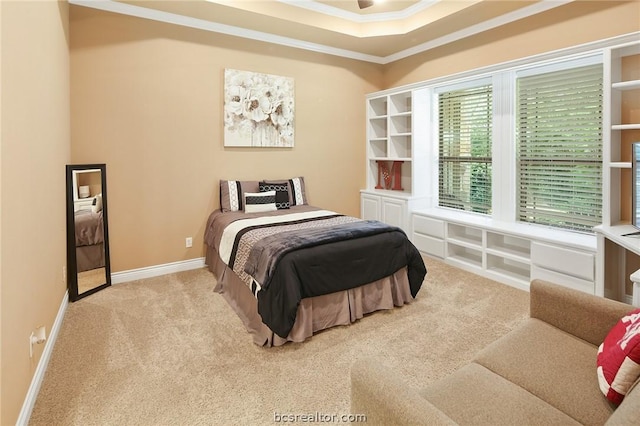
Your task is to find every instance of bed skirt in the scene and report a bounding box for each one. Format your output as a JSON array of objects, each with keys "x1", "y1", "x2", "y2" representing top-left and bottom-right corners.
[
  {"x1": 76, "y1": 243, "x2": 105, "y2": 273},
  {"x1": 205, "y1": 246, "x2": 415, "y2": 347}
]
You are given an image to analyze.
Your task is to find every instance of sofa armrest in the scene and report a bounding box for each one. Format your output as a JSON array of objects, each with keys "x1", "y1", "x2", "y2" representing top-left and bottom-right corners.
[
  {"x1": 529, "y1": 279, "x2": 634, "y2": 346},
  {"x1": 350, "y1": 358, "x2": 457, "y2": 426}
]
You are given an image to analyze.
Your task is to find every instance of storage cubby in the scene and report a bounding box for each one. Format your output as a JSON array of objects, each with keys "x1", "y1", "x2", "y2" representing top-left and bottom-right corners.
[
  {"x1": 447, "y1": 243, "x2": 483, "y2": 268},
  {"x1": 369, "y1": 139, "x2": 387, "y2": 158},
  {"x1": 397, "y1": 161, "x2": 412, "y2": 193},
  {"x1": 389, "y1": 114, "x2": 411, "y2": 135},
  {"x1": 486, "y1": 232, "x2": 530, "y2": 261},
  {"x1": 486, "y1": 254, "x2": 530, "y2": 283},
  {"x1": 369, "y1": 117, "x2": 387, "y2": 139},
  {"x1": 368, "y1": 96, "x2": 387, "y2": 118},
  {"x1": 447, "y1": 223, "x2": 482, "y2": 247},
  {"x1": 412, "y1": 210, "x2": 596, "y2": 292},
  {"x1": 389, "y1": 92, "x2": 411, "y2": 114},
  {"x1": 389, "y1": 136, "x2": 411, "y2": 159}
]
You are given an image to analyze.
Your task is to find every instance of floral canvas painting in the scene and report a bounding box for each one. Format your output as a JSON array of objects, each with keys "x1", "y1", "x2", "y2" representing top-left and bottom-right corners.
[{"x1": 224, "y1": 69, "x2": 295, "y2": 147}]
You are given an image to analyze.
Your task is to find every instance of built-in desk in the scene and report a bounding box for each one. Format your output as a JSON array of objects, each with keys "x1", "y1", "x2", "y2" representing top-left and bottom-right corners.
[{"x1": 594, "y1": 224, "x2": 640, "y2": 306}]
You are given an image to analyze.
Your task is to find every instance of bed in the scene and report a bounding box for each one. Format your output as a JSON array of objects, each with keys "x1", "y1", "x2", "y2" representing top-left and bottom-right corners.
[
  {"x1": 74, "y1": 208, "x2": 105, "y2": 273},
  {"x1": 204, "y1": 178, "x2": 427, "y2": 346}
]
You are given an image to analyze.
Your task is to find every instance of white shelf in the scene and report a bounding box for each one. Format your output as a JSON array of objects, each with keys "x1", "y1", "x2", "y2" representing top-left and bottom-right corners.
[
  {"x1": 595, "y1": 39, "x2": 639, "y2": 302},
  {"x1": 368, "y1": 96, "x2": 387, "y2": 117},
  {"x1": 389, "y1": 92, "x2": 411, "y2": 115},
  {"x1": 485, "y1": 247, "x2": 529, "y2": 263},
  {"x1": 448, "y1": 250, "x2": 483, "y2": 269},
  {"x1": 373, "y1": 157, "x2": 412, "y2": 162},
  {"x1": 412, "y1": 209, "x2": 597, "y2": 293},
  {"x1": 390, "y1": 111, "x2": 411, "y2": 117},
  {"x1": 486, "y1": 255, "x2": 530, "y2": 284},
  {"x1": 448, "y1": 237, "x2": 481, "y2": 250},
  {"x1": 448, "y1": 223, "x2": 483, "y2": 245},
  {"x1": 364, "y1": 88, "x2": 429, "y2": 220}
]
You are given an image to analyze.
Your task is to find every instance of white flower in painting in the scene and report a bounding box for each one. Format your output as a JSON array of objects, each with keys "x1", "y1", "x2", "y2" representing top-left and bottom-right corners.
[
  {"x1": 224, "y1": 84, "x2": 246, "y2": 129},
  {"x1": 224, "y1": 69, "x2": 295, "y2": 147},
  {"x1": 270, "y1": 95, "x2": 293, "y2": 128},
  {"x1": 225, "y1": 85, "x2": 244, "y2": 115},
  {"x1": 243, "y1": 86, "x2": 273, "y2": 123}
]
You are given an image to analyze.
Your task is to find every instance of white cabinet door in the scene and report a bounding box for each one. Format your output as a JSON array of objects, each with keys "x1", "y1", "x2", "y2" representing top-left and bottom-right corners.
[
  {"x1": 361, "y1": 193, "x2": 381, "y2": 221},
  {"x1": 381, "y1": 197, "x2": 406, "y2": 229}
]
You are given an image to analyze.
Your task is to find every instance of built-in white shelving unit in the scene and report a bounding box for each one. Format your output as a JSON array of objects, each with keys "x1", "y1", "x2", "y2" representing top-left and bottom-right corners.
[
  {"x1": 595, "y1": 38, "x2": 640, "y2": 305},
  {"x1": 361, "y1": 88, "x2": 430, "y2": 232},
  {"x1": 602, "y1": 41, "x2": 640, "y2": 226},
  {"x1": 412, "y1": 209, "x2": 596, "y2": 293},
  {"x1": 361, "y1": 34, "x2": 639, "y2": 299}
]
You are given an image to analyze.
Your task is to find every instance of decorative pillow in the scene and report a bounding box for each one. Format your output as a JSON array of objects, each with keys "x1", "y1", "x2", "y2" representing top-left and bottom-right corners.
[
  {"x1": 91, "y1": 194, "x2": 103, "y2": 213},
  {"x1": 259, "y1": 181, "x2": 290, "y2": 209},
  {"x1": 264, "y1": 177, "x2": 307, "y2": 206},
  {"x1": 596, "y1": 308, "x2": 640, "y2": 405},
  {"x1": 220, "y1": 180, "x2": 259, "y2": 212},
  {"x1": 244, "y1": 191, "x2": 277, "y2": 213}
]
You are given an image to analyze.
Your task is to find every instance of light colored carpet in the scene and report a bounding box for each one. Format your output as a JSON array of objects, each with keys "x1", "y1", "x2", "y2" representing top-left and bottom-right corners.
[{"x1": 29, "y1": 256, "x2": 529, "y2": 425}]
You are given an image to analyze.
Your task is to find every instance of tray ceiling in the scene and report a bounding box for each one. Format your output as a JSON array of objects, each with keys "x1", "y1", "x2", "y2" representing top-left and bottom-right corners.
[{"x1": 70, "y1": 0, "x2": 574, "y2": 63}]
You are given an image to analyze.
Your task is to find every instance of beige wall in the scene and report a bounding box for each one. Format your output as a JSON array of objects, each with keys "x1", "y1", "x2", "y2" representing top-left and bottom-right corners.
[
  {"x1": 70, "y1": 2, "x2": 640, "y2": 274},
  {"x1": 0, "y1": 1, "x2": 637, "y2": 423},
  {"x1": 70, "y1": 6, "x2": 383, "y2": 272},
  {"x1": 1, "y1": 1, "x2": 70, "y2": 424},
  {"x1": 383, "y1": 1, "x2": 640, "y2": 88}
]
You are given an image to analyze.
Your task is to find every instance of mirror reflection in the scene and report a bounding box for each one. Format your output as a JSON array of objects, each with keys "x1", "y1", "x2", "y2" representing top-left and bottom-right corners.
[{"x1": 66, "y1": 164, "x2": 111, "y2": 301}]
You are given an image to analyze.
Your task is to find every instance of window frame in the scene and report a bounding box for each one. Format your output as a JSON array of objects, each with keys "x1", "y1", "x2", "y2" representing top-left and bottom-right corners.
[
  {"x1": 428, "y1": 53, "x2": 604, "y2": 234},
  {"x1": 435, "y1": 77, "x2": 494, "y2": 215},
  {"x1": 515, "y1": 58, "x2": 603, "y2": 233}
]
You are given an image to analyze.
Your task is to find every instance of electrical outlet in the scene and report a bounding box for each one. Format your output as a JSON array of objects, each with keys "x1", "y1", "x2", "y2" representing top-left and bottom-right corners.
[
  {"x1": 30, "y1": 326, "x2": 46, "y2": 358},
  {"x1": 185, "y1": 237, "x2": 193, "y2": 248}
]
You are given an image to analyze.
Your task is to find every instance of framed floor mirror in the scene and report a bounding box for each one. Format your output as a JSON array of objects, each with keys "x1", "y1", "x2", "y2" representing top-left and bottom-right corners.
[{"x1": 66, "y1": 164, "x2": 111, "y2": 301}]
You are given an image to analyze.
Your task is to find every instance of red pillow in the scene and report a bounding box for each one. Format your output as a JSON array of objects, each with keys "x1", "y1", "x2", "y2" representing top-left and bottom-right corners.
[{"x1": 597, "y1": 308, "x2": 640, "y2": 405}]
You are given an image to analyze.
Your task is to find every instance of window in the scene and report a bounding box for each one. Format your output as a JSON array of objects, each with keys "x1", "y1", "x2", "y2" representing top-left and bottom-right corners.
[
  {"x1": 438, "y1": 83, "x2": 493, "y2": 214},
  {"x1": 516, "y1": 63, "x2": 603, "y2": 232}
]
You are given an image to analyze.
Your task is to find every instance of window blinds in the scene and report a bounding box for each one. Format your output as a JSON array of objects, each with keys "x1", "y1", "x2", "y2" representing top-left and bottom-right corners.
[
  {"x1": 438, "y1": 84, "x2": 493, "y2": 214},
  {"x1": 516, "y1": 64, "x2": 603, "y2": 233}
]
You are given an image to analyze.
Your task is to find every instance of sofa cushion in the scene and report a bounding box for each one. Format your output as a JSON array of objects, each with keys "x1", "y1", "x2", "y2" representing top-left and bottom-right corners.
[
  {"x1": 419, "y1": 363, "x2": 581, "y2": 426},
  {"x1": 473, "y1": 318, "x2": 614, "y2": 426},
  {"x1": 597, "y1": 308, "x2": 640, "y2": 405}
]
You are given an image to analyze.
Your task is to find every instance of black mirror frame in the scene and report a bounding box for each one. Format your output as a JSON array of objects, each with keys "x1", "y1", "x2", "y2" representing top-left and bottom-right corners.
[{"x1": 66, "y1": 163, "x2": 112, "y2": 301}]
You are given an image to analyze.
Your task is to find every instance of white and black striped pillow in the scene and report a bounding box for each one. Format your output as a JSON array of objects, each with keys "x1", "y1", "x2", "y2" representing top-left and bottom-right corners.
[
  {"x1": 263, "y1": 177, "x2": 307, "y2": 206},
  {"x1": 244, "y1": 191, "x2": 277, "y2": 213},
  {"x1": 219, "y1": 180, "x2": 259, "y2": 212},
  {"x1": 259, "y1": 181, "x2": 290, "y2": 209},
  {"x1": 288, "y1": 177, "x2": 307, "y2": 206}
]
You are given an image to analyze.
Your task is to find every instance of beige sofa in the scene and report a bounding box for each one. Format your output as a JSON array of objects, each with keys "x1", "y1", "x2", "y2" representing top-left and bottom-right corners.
[{"x1": 351, "y1": 279, "x2": 640, "y2": 425}]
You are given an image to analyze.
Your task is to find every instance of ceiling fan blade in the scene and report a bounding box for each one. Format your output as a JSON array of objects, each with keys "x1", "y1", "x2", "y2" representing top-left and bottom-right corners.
[{"x1": 358, "y1": 0, "x2": 374, "y2": 9}]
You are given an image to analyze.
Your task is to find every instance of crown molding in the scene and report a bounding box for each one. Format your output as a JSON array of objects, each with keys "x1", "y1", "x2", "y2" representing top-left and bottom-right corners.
[
  {"x1": 70, "y1": 0, "x2": 575, "y2": 65},
  {"x1": 384, "y1": 0, "x2": 573, "y2": 63},
  {"x1": 371, "y1": 31, "x2": 640, "y2": 96},
  {"x1": 70, "y1": 0, "x2": 388, "y2": 63}
]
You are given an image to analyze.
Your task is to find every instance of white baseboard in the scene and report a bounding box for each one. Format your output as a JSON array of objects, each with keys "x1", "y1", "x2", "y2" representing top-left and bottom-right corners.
[
  {"x1": 111, "y1": 257, "x2": 206, "y2": 284},
  {"x1": 16, "y1": 290, "x2": 69, "y2": 426}
]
